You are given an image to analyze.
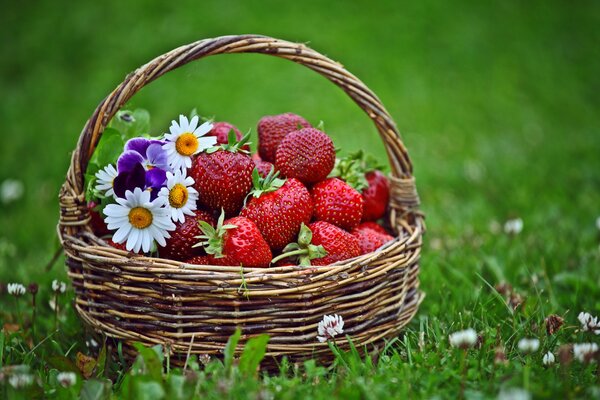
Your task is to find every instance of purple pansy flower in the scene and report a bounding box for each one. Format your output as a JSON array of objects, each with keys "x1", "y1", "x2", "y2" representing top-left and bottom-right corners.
[
  {"x1": 118, "y1": 138, "x2": 169, "y2": 173},
  {"x1": 114, "y1": 138, "x2": 170, "y2": 200},
  {"x1": 113, "y1": 163, "x2": 146, "y2": 199}
]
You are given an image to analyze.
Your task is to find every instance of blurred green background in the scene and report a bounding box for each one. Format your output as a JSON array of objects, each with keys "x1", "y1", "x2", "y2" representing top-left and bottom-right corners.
[{"x1": 1, "y1": 0, "x2": 599, "y2": 293}]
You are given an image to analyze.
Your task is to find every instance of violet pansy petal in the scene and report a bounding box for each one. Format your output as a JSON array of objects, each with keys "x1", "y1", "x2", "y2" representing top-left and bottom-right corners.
[
  {"x1": 145, "y1": 168, "x2": 167, "y2": 190},
  {"x1": 128, "y1": 163, "x2": 147, "y2": 190},
  {"x1": 146, "y1": 143, "x2": 170, "y2": 171},
  {"x1": 117, "y1": 151, "x2": 144, "y2": 173},
  {"x1": 125, "y1": 138, "x2": 152, "y2": 156}
]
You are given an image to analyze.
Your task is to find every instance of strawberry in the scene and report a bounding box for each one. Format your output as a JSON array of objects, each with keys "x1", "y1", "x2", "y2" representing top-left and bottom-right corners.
[
  {"x1": 271, "y1": 222, "x2": 360, "y2": 266},
  {"x1": 361, "y1": 170, "x2": 389, "y2": 221},
  {"x1": 158, "y1": 210, "x2": 216, "y2": 261},
  {"x1": 195, "y1": 211, "x2": 272, "y2": 268},
  {"x1": 88, "y1": 201, "x2": 110, "y2": 237},
  {"x1": 351, "y1": 223, "x2": 394, "y2": 255},
  {"x1": 190, "y1": 132, "x2": 254, "y2": 216},
  {"x1": 311, "y1": 178, "x2": 363, "y2": 231},
  {"x1": 207, "y1": 121, "x2": 250, "y2": 152},
  {"x1": 275, "y1": 128, "x2": 336, "y2": 185},
  {"x1": 241, "y1": 170, "x2": 312, "y2": 251},
  {"x1": 185, "y1": 254, "x2": 237, "y2": 266},
  {"x1": 329, "y1": 151, "x2": 390, "y2": 222},
  {"x1": 107, "y1": 239, "x2": 128, "y2": 251},
  {"x1": 358, "y1": 221, "x2": 390, "y2": 236},
  {"x1": 254, "y1": 159, "x2": 276, "y2": 178},
  {"x1": 257, "y1": 113, "x2": 311, "y2": 162}
]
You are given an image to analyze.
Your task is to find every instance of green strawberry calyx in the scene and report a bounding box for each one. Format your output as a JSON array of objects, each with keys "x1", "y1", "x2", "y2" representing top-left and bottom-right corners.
[
  {"x1": 247, "y1": 167, "x2": 286, "y2": 200},
  {"x1": 270, "y1": 223, "x2": 327, "y2": 267},
  {"x1": 193, "y1": 209, "x2": 236, "y2": 258},
  {"x1": 329, "y1": 151, "x2": 386, "y2": 192},
  {"x1": 207, "y1": 130, "x2": 252, "y2": 154}
]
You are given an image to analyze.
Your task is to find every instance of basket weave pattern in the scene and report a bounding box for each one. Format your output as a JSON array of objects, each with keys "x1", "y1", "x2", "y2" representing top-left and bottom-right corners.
[{"x1": 58, "y1": 34, "x2": 424, "y2": 366}]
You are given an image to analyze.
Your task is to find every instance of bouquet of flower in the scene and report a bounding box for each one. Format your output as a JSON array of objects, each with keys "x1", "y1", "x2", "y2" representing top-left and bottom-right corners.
[{"x1": 86, "y1": 110, "x2": 394, "y2": 267}]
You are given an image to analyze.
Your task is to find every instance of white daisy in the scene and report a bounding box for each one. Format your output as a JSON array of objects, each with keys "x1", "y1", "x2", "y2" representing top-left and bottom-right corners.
[
  {"x1": 162, "y1": 115, "x2": 216, "y2": 172},
  {"x1": 95, "y1": 164, "x2": 118, "y2": 198},
  {"x1": 104, "y1": 187, "x2": 175, "y2": 253},
  {"x1": 158, "y1": 170, "x2": 199, "y2": 223}
]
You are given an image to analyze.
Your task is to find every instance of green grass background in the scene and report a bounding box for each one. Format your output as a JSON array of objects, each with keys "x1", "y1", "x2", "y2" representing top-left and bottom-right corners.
[{"x1": 1, "y1": 0, "x2": 599, "y2": 398}]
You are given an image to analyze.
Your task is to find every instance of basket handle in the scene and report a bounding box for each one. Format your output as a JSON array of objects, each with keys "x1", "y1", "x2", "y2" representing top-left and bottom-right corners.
[{"x1": 62, "y1": 35, "x2": 419, "y2": 222}]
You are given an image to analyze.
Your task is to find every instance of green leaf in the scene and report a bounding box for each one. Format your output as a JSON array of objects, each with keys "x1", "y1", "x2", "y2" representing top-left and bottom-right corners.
[
  {"x1": 95, "y1": 341, "x2": 107, "y2": 378},
  {"x1": 239, "y1": 334, "x2": 270, "y2": 376},
  {"x1": 109, "y1": 109, "x2": 151, "y2": 139},
  {"x1": 80, "y1": 378, "x2": 112, "y2": 400},
  {"x1": 133, "y1": 343, "x2": 164, "y2": 381},
  {"x1": 133, "y1": 379, "x2": 165, "y2": 400},
  {"x1": 88, "y1": 128, "x2": 124, "y2": 175},
  {"x1": 224, "y1": 328, "x2": 242, "y2": 373},
  {"x1": 47, "y1": 355, "x2": 80, "y2": 374}
]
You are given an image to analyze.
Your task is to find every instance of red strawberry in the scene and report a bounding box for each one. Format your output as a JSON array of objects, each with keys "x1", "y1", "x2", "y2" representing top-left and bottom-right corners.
[
  {"x1": 254, "y1": 159, "x2": 276, "y2": 178},
  {"x1": 351, "y1": 224, "x2": 394, "y2": 255},
  {"x1": 241, "y1": 170, "x2": 312, "y2": 251},
  {"x1": 361, "y1": 170, "x2": 389, "y2": 221},
  {"x1": 358, "y1": 221, "x2": 390, "y2": 236},
  {"x1": 271, "y1": 222, "x2": 360, "y2": 266},
  {"x1": 311, "y1": 178, "x2": 363, "y2": 231},
  {"x1": 207, "y1": 122, "x2": 250, "y2": 152},
  {"x1": 185, "y1": 254, "x2": 237, "y2": 266},
  {"x1": 275, "y1": 128, "x2": 336, "y2": 185},
  {"x1": 257, "y1": 113, "x2": 311, "y2": 162},
  {"x1": 196, "y1": 212, "x2": 272, "y2": 268},
  {"x1": 329, "y1": 151, "x2": 390, "y2": 222},
  {"x1": 158, "y1": 210, "x2": 216, "y2": 261},
  {"x1": 190, "y1": 133, "x2": 254, "y2": 216},
  {"x1": 107, "y1": 239, "x2": 128, "y2": 251},
  {"x1": 88, "y1": 201, "x2": 110, "y2": 237}
]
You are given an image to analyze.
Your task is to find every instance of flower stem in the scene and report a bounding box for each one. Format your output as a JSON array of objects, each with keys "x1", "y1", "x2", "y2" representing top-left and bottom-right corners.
[
  {"x1": 54, "y1": 292, "x2": 59, "y2": 331},
  {"x1": 14, "y1": 297, "x2": 23, "y2": 328},
  {"x1": 523, "y1": 360, "x2": 530, "y2": 391},
  {"x1": 460, "y1": 349, "x2": 467, "y2": 398}
]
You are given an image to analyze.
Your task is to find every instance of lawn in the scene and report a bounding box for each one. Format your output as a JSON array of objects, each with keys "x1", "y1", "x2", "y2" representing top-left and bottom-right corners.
[{"x1": 0, "y1": 0, "x2": 599, "y2": 398}]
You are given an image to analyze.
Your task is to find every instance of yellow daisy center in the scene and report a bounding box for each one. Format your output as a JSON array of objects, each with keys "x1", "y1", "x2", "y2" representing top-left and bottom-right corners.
[
  {"x1": 128, "y1": 207, "x2": 153, "y2": 229},
  {"x1": 175, "y1": 133, "x2": 199, "y2": 156},
  {"x1": 169, "y1": 184, "x2": 189, "y2": 209}
]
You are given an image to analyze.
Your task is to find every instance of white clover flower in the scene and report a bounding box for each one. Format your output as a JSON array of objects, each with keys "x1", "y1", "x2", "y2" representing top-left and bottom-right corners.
[
  {"x1": 162, "y1": 115, "x2": 216, "y2": 172},
  {"x1": 57, "y1": 371, "x2": 77, "y2": 388},
  {"x1": 497, "y1": 387, "x2": 531, "y2": 400},
  {"x1": 573, "y1": 343, "x2": 599, "y2": 363},
  {"x1": 504, "y1": 218, "x2": 523, "y2": 235},
  {"x1": 95, "y1": 164, "x2": 118, "y2": 198},
  {"x1": 317, "y1": 314, "x2": 344, "y2": 342},
  {"x1": 0, "y1": 179, "x2": 24, "y2": 204},
  {"x1": 8, "y1": 373, "x2": 33, "y2": 389},
  {"x1": 158, "y1": 169, "x2": 199, "y2": 223},
  {"x1": 86, "y1": 338, "x2": 99, "y2": 348},
  {"x1": 578, "y1": 311, "x2": 600, "y2": 335},
  {"x1": 517, "y1": 338, "x2": 540, "y2": 353},
  {"x1": 448, "y1": 328, "x2": 477, "y2": 349},
  {"x1": 7, "y1": 283, "x2": 26, "y2": 296},
  {"x1": 542, "y1": 351, "x2": 555, "y2": 366},
  {"x1": 51, "y1": 280, "x2": 67, "y2": 294},
  {"x1": 104, "y1": 187, "x2": 175, "y2": 253}
]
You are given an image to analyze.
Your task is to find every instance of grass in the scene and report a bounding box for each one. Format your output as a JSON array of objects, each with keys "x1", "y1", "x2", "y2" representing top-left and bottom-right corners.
[{"x1": 1, "y1": 0, "x2": 599, "y2": 398}]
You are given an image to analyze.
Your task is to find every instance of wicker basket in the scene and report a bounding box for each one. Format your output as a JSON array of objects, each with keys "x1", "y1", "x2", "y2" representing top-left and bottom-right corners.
[{"x1": 58, "y1": 34, "x2": 425, "y2": 368}]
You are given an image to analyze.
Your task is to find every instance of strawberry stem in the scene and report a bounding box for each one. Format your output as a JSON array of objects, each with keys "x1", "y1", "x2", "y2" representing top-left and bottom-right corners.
[
  {"x1": 247, "y1": 167, "x2": 285, "y2": 200},
  {"x1": 270, "y1": 223, "x2": 327, "y2": 266}
]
